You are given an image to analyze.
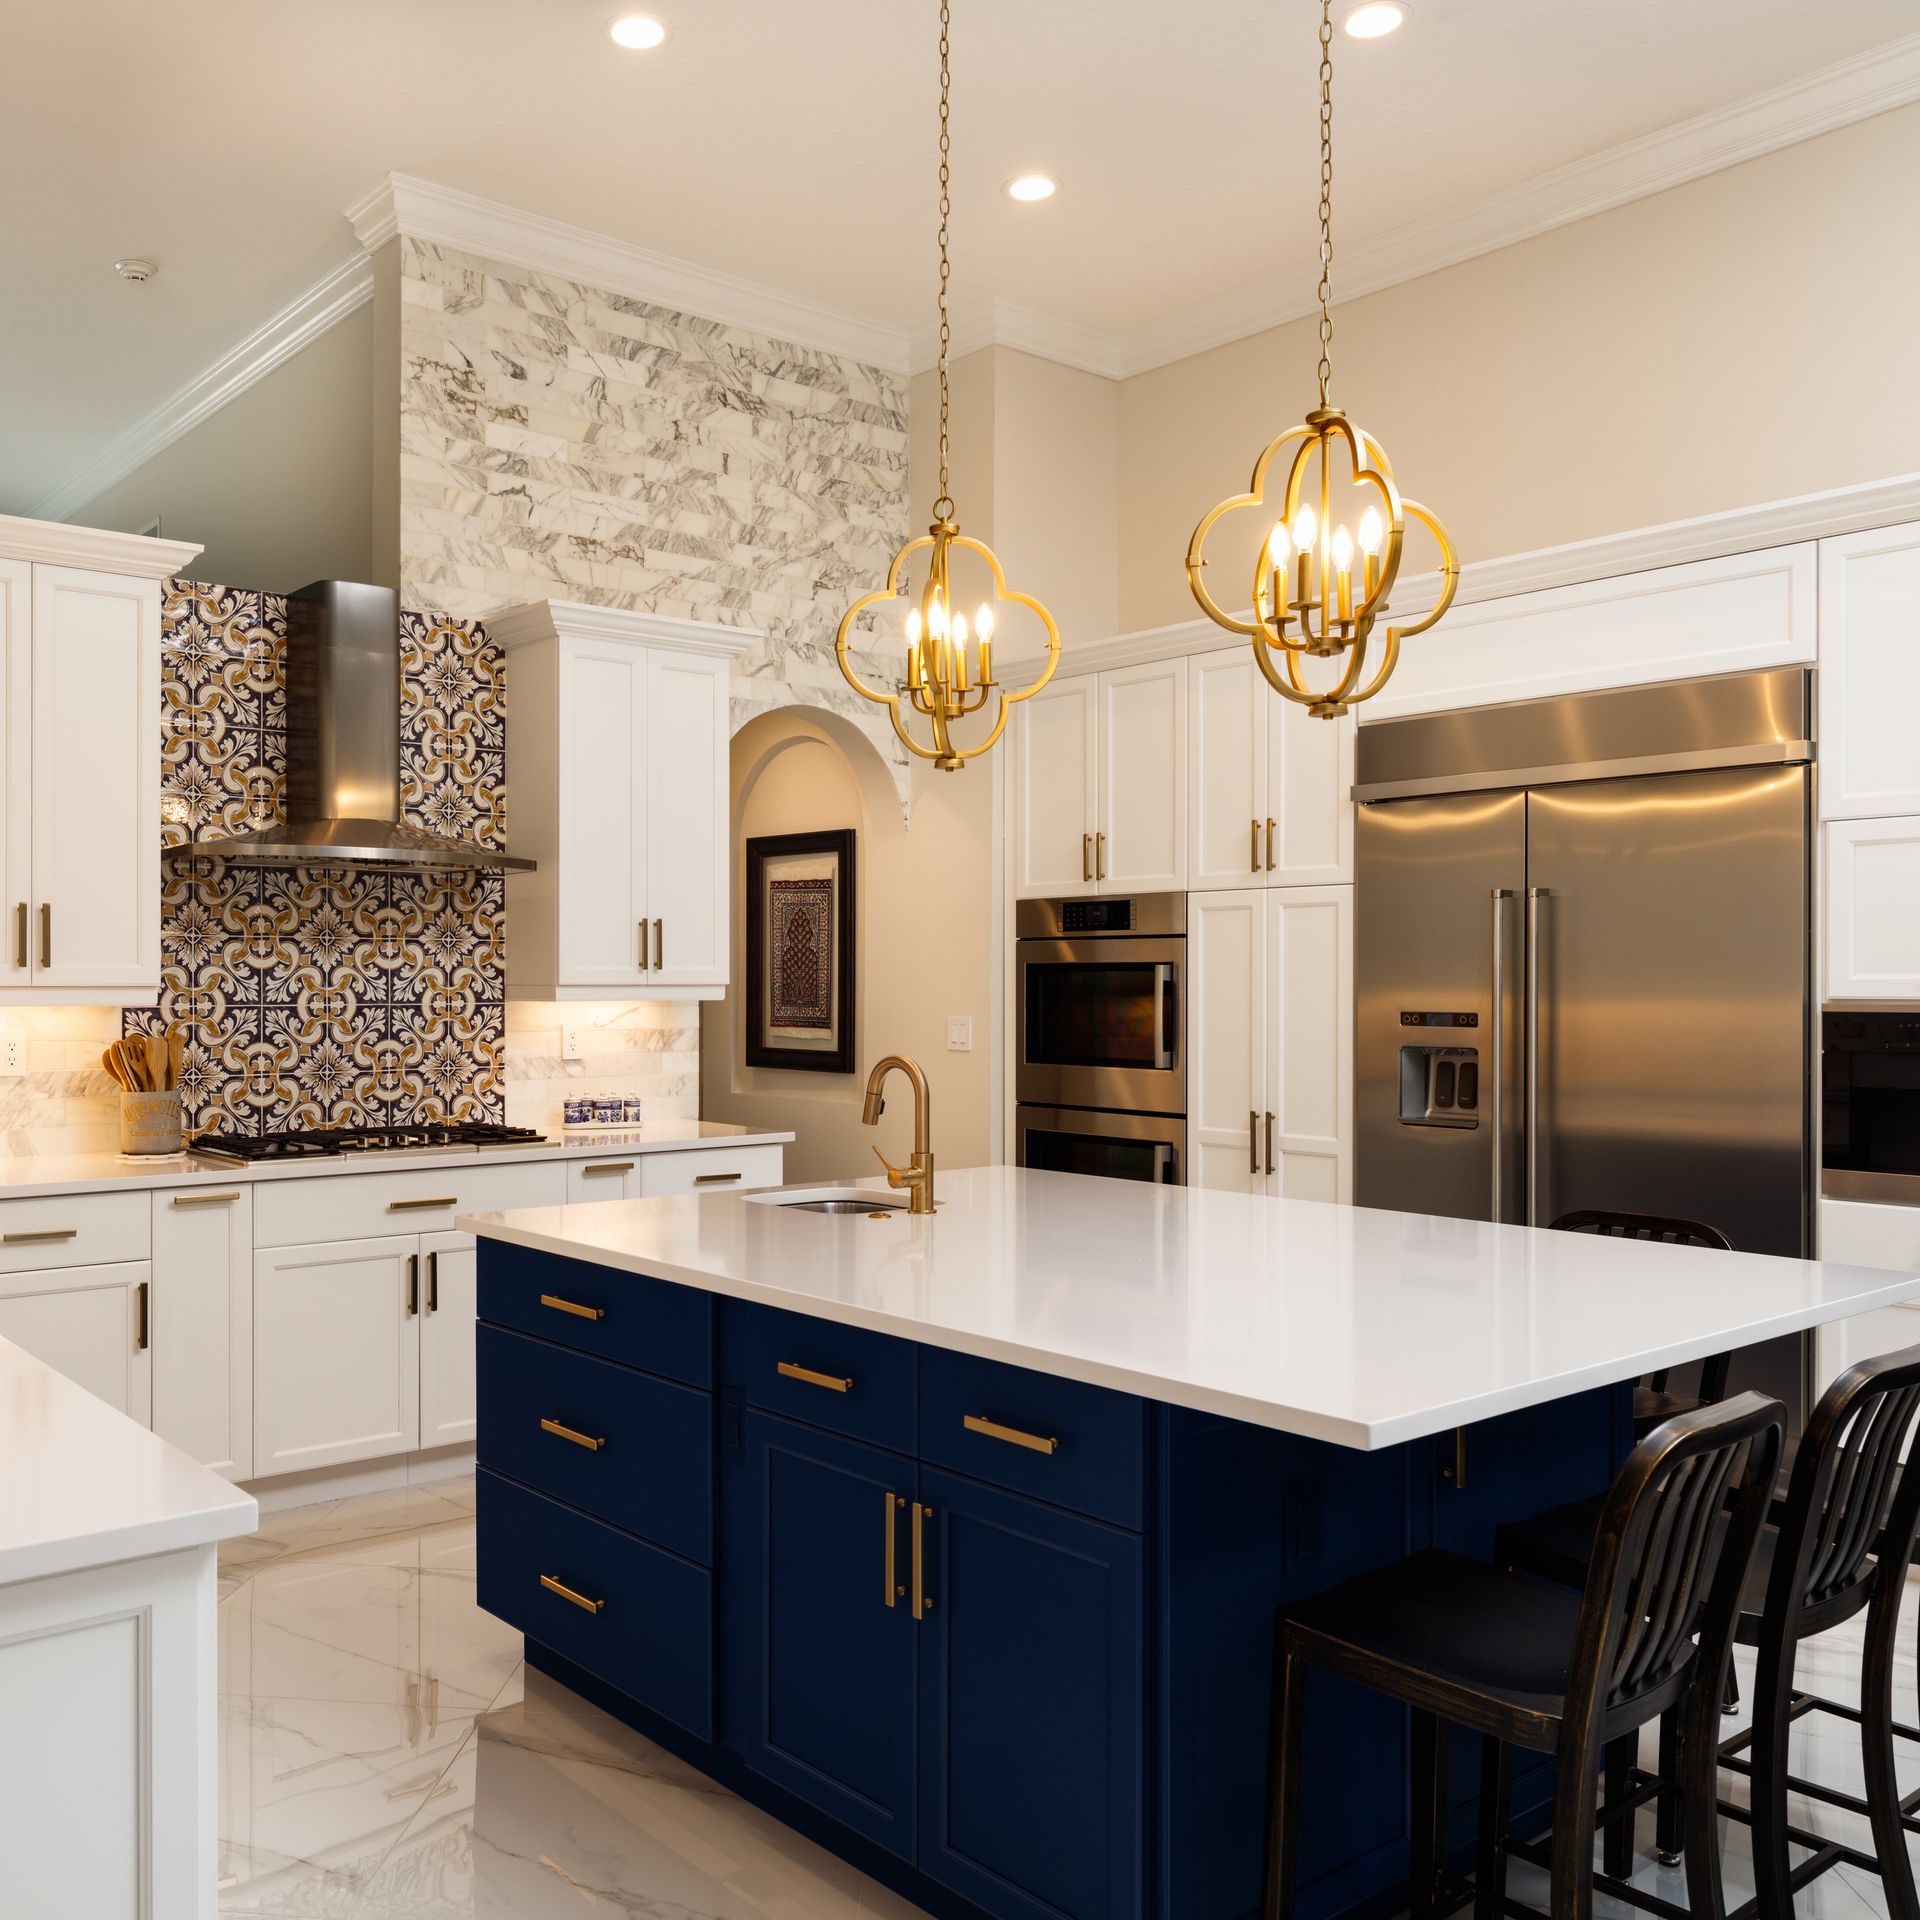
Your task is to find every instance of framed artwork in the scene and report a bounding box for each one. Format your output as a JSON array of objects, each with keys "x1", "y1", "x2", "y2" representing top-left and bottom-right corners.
[{"x1": 745, "y1": 829, "x2": 856, "y2": 1073}]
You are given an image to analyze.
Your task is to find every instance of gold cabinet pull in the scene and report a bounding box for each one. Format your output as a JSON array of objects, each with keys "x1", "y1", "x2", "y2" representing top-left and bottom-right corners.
[
  {"x1": 3, "y1": 1228, "x2": 76, "y2": 1245},
  {"x1": 653, "y1": 918, "x2": 663, "y2": 970},
  {"x1": 406, "y1": 1252, "x2": 420, "y2": 1316},
  {"x1": 1266, "y1": 817, "x2": 1276, "y2": 871},
  {"x1": 540, "y1": 1292, "x2": 605, "y2": 1321},
  {"x1": 135, "y1": 1279, "x2": 150, "y2": 1352},
  {"x1": 1251, "y1": 818, "x2": 1261, "y2": 873},
  {"x1": 539, "y1": 1416, "x2": 604, "y2": 1452},
  {"x1": 883, "y1": 1492, "x2": 905, "y2": 1608},
  {"x1": 1096, "y1": 831, "x2": 1106, "y2": 881},
  {"x1": 387, "y1": 1196, "x2": 458, "y2": 1212},
  {"x1": 582, "y1": 1162, "x2": 634, "y2": 1179},
  {"x1": 778, "y1": 1360, "x2": 852, "y2": 1393},
  {"x1": 1249, "y1": 1109, "x2": 1258, "y2": 1177},
  {"x1": 37, "y1": 903, "x2": 50, "y2": 970},
  {"x1": 1082, "y1": 833, "x2": 1092, "y2": 883},
  {"x1": 1265, "y1": 1111, "x2": 1276, "y2": 1178},
  {"x1": 539, "y1": 1573, "x2": 605, "y2": 1614},
  {"x1": 963, "y1": 1413, "x2": 1058, "y2": 1456},
  {"x1": 426, "y1": 1249, "x2": 439, "y2": 1314},
  {"x1": 1443, "y1": 1427, "x2": 1468, "y2": 1490},
  {"x1": 171, "y1": 1190, "x2": 241, "y2": 1209},
  {"x1": 12, "y1": 902, "x2": 23, "y2": 970},
  {"x1": 911, "y1": 1501, "x2": 932, "y2": 1620},
  {"x1": 694, "y1": 1171, "x2": 742, "y2": 1185},
  {"x1": 638, "y1": 919, "x2": 650, "y2": 970}
]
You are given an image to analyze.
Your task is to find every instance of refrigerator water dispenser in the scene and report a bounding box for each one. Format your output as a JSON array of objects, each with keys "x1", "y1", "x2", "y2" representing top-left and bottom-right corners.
[{"x1": 1399, "y1": 1046, "x2": 1480, "y2": 1128}]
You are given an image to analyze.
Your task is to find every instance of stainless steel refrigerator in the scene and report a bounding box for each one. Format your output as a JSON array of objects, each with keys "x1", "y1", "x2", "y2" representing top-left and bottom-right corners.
[{"x1": 1354, "y1": 667, "x2": 1816, "y2": 1417}]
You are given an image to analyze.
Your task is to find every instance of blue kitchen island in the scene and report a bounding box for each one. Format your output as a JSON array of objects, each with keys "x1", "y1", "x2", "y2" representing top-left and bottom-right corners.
[{"x1": 461, "y1": 1167, "x2": 1920, "y2": 1920}]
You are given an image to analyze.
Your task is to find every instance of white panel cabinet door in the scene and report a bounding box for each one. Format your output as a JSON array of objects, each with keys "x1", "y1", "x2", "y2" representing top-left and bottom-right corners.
[
  {"x1": 0, "y1": 1262, "x2": 151, "y2": 1424},
  {"x1": 567, "y1": 1155, "x2": 646, "y2": 1202},
  {"x1": 1188, "y1": 890, "x2": 1266, "y2": 1194},
  {"x1": 1818, "y1": 522, "x2": 1920, "y2": 821},
  {"x1": 29, "y1": 565, "x2": 160, "y2": 992},
  {"x1": 1099, "y1": 657, "x2": 1187, "y2": 893},
  {"x1": 645, "y1": 647, "x2": 730, "y2": 988},
  {"x1": 1267, "y1": 702, "x2": 1354, "y2": 887},
  {"x1": 1014, "y1": 673, "x2": 1098, "y2": 898},
  {"x1": 253, "y1": 1236, "x2": 420, "y2": 1477},
  {"x1": 419, "y1": 1230, "x2": 478, "y2": 1450},
  {"x1": 0, "y1": 558, "x2": 28, "y2": 990},
  {"x1": 1814, "y1": 1197, "x2": 1920, "y2": 1391},
  {"x1": 1267, "y1": 887, "x2": 1354, "y2": 1203},
  {"x1": 151, "y1": 1187, "x2": 252, "y2": 1480},
  {"x1": 557, "y1": 635, "x2": 650, "y2": 989},
  {"x1": 1188, "y1": 648, "x2": 1267, "y2": 892},
  {"x1": 1826, "y1": 818, "x2": 1920, "y2": 1001}
]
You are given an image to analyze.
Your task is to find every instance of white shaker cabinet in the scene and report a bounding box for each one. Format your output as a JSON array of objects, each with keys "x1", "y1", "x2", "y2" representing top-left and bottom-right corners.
[
  {"x1": 1014, "y1": 673, "x2": 1099, "y2": 898},
  {"x1": 152, "y1": 1185, "x2": 253, "y2": 1480},
  {"x1": 1826, "y1": 817, "x2": 1920, "y2": 1002},
  {"x1": 0, "y1": 1263, "x2": 152, "y2": 1424},
  {"x1": 1817, "y1": 521, "x2": 1920, "y2": 821},
  {"x1": 489, "y1": 599, "x2": 752, "y2": 1000},
  {"x1": 419, "y1": 1229, "x2": 478, "y2": 1449}
]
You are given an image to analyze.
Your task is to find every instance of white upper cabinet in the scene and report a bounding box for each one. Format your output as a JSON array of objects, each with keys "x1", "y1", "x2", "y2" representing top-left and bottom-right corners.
[
  {"x1": 0, "y1": 518, "x2": 199, "y2": 1002},
  {"x1": 1014, "y1": 672, "x2": 1099, "y2": 897},
  {"x1": 490, "y1": 599, "x2": 752, "y2": 1001},
  {"x1": 1826, "y1": 817, "x2": 1920, "y2": 1002},
  {"x1": 1818, "y1": 521, "x2": 1920, "y2": 821}
]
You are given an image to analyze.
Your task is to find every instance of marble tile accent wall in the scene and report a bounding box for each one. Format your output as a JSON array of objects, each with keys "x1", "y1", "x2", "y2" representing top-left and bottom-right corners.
[
  {"x1": 502, "y1": 1000, "x2": 699, "y2": 1135},
  {"x1": 395, "y1": 237, "x2": 916, "y2": 809}
]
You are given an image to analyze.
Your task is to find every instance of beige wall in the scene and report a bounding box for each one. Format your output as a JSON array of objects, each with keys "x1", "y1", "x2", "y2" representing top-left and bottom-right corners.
[
  {"x1": 69, "y1": 302, "x2": 376, "y2": 594},
  {"x1": 1118, "y1": 103, "x2": 1920, "y2": 633}
]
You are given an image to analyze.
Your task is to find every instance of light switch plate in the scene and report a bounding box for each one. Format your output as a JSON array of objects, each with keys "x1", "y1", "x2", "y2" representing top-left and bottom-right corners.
[{"x1": 946, "y1": 1015, "x2": 973, "y2": 1053}]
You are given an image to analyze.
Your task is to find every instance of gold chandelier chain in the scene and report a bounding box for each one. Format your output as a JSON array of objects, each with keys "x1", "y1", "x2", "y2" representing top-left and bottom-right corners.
[
  {"x1": 934, "y1": 0, "x2": 954, "y2": 518},
  {"x1": 1317, "y1": 0, "x2": 1334, "y2": 408}
]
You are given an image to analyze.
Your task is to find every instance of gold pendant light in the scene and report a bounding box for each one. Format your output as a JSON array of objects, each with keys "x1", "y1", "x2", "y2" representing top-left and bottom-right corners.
[
  {"x1": 1185, "y1": 0, "x2": 1458, "y2": 717},
  {"x1": 837, "y1": 0, "x2": 1061, "y2": 771}
]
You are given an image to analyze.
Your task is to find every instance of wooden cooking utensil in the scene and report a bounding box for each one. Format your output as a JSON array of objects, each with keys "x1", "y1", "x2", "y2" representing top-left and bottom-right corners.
[
  {"x1": 101, "y1": 1047, "x2": 129, "y2": 1092},
  {"x1": 146, "y1": 1032, "x2": 168, "y2": 1093},
  {"x1": 168, "y1": 1026, "x2": 183, "y2": 1093}
]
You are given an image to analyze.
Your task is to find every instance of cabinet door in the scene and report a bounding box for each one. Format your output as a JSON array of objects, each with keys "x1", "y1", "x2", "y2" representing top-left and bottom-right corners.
[
  {"x1": 645, "y1": 647, "x2": 730, "y2": 988},
  {"x1": 419, "y1": 1230, "x2": 477, "y2": 1449},
  {"x1": 0, "y1": 558, "x2": 27, "y2": 989},
  {"x1": 738, "y1": 1411, "x2": 917, "y2": 1859},
  {"x1": 1097, "y1": 658, "x2": 1186, "y2": 894},
  {"x1": 1818, "y1": 522, "x2": 1920, "y2": 821},
  {"x1": 151, "y1": 1187, "x2": 252, "y2": 1479},
  {"x1": 556, "y1": 635, "x2": 649, "y2": 988},
  {"x1": 1188, "y1": 890, "x2": 1266, "y2": 1193},
  {"x1": 1815, "y1": 1198, "x2": 1920, "y2": 1389},
  {"x1": 1188, "y1": 648, "x2": 1267, "y2": 892},
  {"x1": 1266, "y1": 700, "x2": 1353, "y2": 885},
  {"x1": 918, "y1": 1467, "x2": 1145, "y2": 1920},
  {"x1": 1826, "y1": 817, "x2": 1920, "y2": 1002},
  {"x1": 252, "y1": 1235, "x2": 420, "y2": 1476},
  {"x1": 29, "y1": 565, "x2": 160, "y2": 992},
  {"x1": 1014, "y1": 674, "x2": 1097, "y2": 899},
  {"x1": 1267, "y1": 887, "x2": 1353, "y2": 1202},
  {"x1": 0, "y1": 1262, "x2": 151, "y2": 1424}
]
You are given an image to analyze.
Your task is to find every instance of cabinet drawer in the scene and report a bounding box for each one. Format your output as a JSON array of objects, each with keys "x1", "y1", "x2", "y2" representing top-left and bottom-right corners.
[
  {"x1": 919, "y1": 1347, "x2": 1148, "y2": 1531},
  {"x1": 0, "y1": 1190, "x2": 148, "y2": 1274},
  {"x1": 723, "y1": 1299, "x2": 914, "y2": 1455},
  {"x1": 253, "y1": 1158, "x2": 567, "y2": 1247},
  {"x1": 638, "y1": 1145, "x2": 784, "y2": 1197},
  {"x1": 477, "y1": 1468, "x2": 712, "y2": 1741},
  {"x1": 478, "y1": 1241, "x2": 711, "y2": 1386},
  {"x1": 478, "y1": 1325, "x2": 713, "y2": 1562}
]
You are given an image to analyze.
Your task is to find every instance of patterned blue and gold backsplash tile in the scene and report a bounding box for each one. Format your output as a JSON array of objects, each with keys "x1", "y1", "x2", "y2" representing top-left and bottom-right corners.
[{"x1": 124, "y1": 582, "x2": 506, "y2": 1135}]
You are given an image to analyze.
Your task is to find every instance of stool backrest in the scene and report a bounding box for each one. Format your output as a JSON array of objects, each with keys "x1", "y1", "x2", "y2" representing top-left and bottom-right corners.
[
  {"x1": 1551, "y1": 1210, "x2": 1733, "y2": 1252},
  {"x1": 1569, "y1": 1392, "x2": 1783, "y2": 1730}
]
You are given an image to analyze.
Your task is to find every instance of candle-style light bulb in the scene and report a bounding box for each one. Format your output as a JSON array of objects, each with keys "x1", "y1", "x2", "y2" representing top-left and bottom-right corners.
[
  {"x1": 928, "y1": 595, "x2": 949, "y2": 639},
  {"x1": 1331, "y1": 525, "x2": 1354, "y2": 569},
  {"x1": 1331, "y1": 525, "x2": 1355, "y2": 624},
  {"x1": 1357, "y1": 504, "x2": 1384, "y2": 597},
  {"x1": 975, "y1": 604, "x2": 995, "y2": 684}
]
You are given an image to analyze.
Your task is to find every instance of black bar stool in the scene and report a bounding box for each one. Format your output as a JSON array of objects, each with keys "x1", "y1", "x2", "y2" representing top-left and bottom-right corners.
[{"x1": 1262, "y1": 1393, "x2": 1783, "y2": 1920}]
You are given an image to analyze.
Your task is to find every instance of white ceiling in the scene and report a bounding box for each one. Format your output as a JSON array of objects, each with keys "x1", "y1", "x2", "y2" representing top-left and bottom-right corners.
[{"x1": 6, "y1": 0, "x2": 1918, "y2": 513}]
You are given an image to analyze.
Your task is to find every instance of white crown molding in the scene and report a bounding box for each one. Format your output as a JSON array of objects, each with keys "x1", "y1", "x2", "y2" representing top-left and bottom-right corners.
[
  {"x1": 28, "y1": 253, "x2": 374, "y2": 524},
  {"x1": 348, "y1": 173, "x2": 912, "y2": 377},
  {"x1": 486, "y1": 596, "x2": 763, "y2": 659},
  {"x1": 908, "y1": 297, "x2": 1126, "y2": 380},
  {"x1": 0, "y1": 513, "x2": 203, "y2": 579}
]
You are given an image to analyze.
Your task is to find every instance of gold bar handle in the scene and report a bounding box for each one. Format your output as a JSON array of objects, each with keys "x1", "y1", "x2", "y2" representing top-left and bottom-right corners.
[
  {"x1": 1082, "y1": 833, "x2": 1092, "y2": 883},
  {"x1": 1265, "y1": 1111, "x2": 1276, "y2": 1179},
  {"x1": 539, "y1": 1573, "x2": 605, "y2": 1614},
  {"x1": 653, "y1": 918, "x2": 663, "y2": 970},
  {"x1": 3, "y1": 1228, "x2": 77, "y2": 1245},
  {"x1": 963, "y1": 1412, "x2": 1058, "y2": 1456},
  {"x1": 911, "y1": 1501, "x2": 932, "y2": 1620},
  {"x1": 38, "y1": 903, "x2": 50, "y2": 970},
  {"x1": 1266, "y1": 817, "x2": 1276, "y2": 871},
  {"x1": 884, "y1": 1492, "x2": 904, "y2": 1608},
  {"x1": 171, "y1": 1190, "x2": 241, "y2": 1209},
  {"x1": 582, "y1": 1162, "x2": 634, "y2": 1178},
  {"x1": 539, "y1": 1416, "x2": 604, "y2": 1452},
  {"x1": 1443, "y1": 1426, "x2": 1467, "y2": 1490},
  {"x1": 1251, "y1": 819, "x2": 1260, "y2": 873},
  {"x1": 540, "y1": 1292, "x2": 605, "y2": 1321},
  {"x1": 778, "y1": 1360, "x2": 852, "y2": 1393},
  {"x1": 427, "y1": 1249, "x2": 439, "y2": 1314},
  {"x1": 1249, "y1": 1110, "x2": 1258, "y2": 1178},
  {"x1": 406, "y1": 1252, "x2": 419, "y2": 1316},
  {"x1": 638, "y1": 919, "x2": 650, "y2": 970},
  {"x1": 12, "y1": 902, "x2": 23, "y2": 970},
  {"x1": 135, "y1": 1279, "x2": 150, "y2": 1352},
  {"x1": 1096, "y1": 831, "x2": 1106, "y2": 881},
  {"x1": 694, "y1": 1171, "x2": 742, "y2": 1185},
  {"x1": 387, "y1": 1196, "x2": 458, "y2": 1212}
]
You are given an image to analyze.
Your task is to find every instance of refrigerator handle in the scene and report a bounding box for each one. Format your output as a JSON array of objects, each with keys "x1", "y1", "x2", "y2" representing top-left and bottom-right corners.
[
  {"x1": 1526, "y1": 887, "x2": 1549, "y2": 1228},
  {"x1": 1490, "y1": 889, "x2": 1515, "y2": 1224}
]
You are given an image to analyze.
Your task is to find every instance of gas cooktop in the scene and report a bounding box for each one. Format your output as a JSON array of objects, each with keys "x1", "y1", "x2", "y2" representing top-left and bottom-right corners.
[{"x1": 192, "y1": 1122, "x2": 549, "y2": 1165}]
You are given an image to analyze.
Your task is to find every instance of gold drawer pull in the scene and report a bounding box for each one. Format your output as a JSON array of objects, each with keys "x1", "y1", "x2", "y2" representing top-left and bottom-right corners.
[
  {"x1": 388, "y1": 1196, "x2": 458, "y2": 1212},
  {"x1": 171, "y1": 1190, "x2": 241, "y2": 1209},
  {"x1": 3, "y1": 1228, "x2": 77, "y2": 1246},
  {"x1": 883, "y1": 1492, "x2": 905, "y2": 1608},
  {"x1": 963, "y1": 1413, "x2": 1059, "y2": 1456},
  {"x1": 539, "y1": 1573, "x2": 605, "y2": 1614},
  {"x1": 582, "y1": 1162, "x2": 634, "y2": 1178},
  {"x1": 778, "y1": 1360, "x2": 852, "y2": 1393},
  {"x1": 539, "y1": 1292, "x2": 605, "y2": 1321},
  {"x1": 693, "y1": 1171, "x2": 742, "y2": 1185},
  {"x1": 539, "y1": 1417, "x2": 604, "y2": 1452}
]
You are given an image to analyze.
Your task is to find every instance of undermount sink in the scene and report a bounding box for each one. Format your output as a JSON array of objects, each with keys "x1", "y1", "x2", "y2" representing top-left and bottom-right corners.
[{"x1": 748, "y1": 1187, "x2": 906, "y2": 1216}]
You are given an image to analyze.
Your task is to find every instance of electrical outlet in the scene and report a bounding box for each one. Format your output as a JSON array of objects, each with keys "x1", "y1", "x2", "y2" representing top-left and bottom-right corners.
[
  {"x1": 563, "y1": 1026, "x2": 586, "y2": 1061},
  {"x1": 0, "y1": 1037, "x2": 20, "y2": 1076},
  {"x1": 946, "y1": 1015, "x2": 973, "y2": 1053}
]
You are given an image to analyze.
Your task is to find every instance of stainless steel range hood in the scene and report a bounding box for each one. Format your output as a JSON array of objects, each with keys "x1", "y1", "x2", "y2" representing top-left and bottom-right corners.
[{"x1": 168, "y1": 580, "x2": 533, "y2": 873}]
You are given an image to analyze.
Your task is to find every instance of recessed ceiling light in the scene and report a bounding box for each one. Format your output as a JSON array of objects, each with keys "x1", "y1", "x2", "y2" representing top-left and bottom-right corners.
[
  {"x1": 1340, "y1": 0, "x2": 1409, "y2": 37},
  {"x1": 1004, "y1": 175, "x2": 1058, "y2": 203},
  {"x1": 607, "y1": 14, "x2": 667, "y2": 49}
]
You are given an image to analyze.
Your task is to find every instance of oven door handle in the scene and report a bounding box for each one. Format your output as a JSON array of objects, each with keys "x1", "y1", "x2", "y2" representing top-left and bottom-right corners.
[{"x1": 1151, "y1": 963, "x2": 1176, "y2": 1072}]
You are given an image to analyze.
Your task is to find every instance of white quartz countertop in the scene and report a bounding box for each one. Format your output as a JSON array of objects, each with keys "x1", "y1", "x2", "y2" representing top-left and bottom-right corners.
[
  {"x1": 0, "y1": 1121, "x2": 793, "y2": 1202},
  {"x1": 461, "y1": 1165, "x2": 1920, "y2": 1450},
  {"x1": 0, "y1": 1333, "x2": 257, "y2": 1584}
]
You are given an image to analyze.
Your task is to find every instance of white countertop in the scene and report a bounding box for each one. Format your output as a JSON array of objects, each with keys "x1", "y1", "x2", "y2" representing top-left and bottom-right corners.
[
  {"x1": 461, "y1": 1165, "x2": 1920, "y2": 1450},
  {"x1": 0, "y1": 1121, "x2": 793, "y2": 1202},
  {"x1": 0, "y1": 1332, "x2": 257, "y2": 1584}
]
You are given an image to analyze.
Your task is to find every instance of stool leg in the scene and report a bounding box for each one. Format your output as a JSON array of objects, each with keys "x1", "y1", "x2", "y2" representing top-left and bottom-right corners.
[
  {"x1": 1412, "y1": 1710, "x2": 1449, "y2": 1913},
  {"x1": 1262, "y1": 1636, "x2": 1307, "y2": 1920},
  {"x1": 1603, "y1": 1732, "x2": 1635, "y2": 1877},
  {"x1": 1546, "y1": 1738, "x2": 1598, "y2": 1920},
  {"x1": 1679, "y1": 1667, "x2": 1730, "y2": 1920},
  {"x1": 1864, "y1": 1575, "x2": 1920, "y2": 1920},
  {"x1": 1475, "y1": 1737, "x2": 1512, "y2": 1920},
  {"x1": 1749, "y1": 1616, "x2": 1798, "y2": 1920},
  {"x1": 1655, "y1": 1710, "x2": 1684, "y2": 1865}
]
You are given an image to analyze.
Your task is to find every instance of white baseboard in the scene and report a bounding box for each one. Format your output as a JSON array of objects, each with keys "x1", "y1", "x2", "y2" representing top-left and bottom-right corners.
[{"x1": 243, "y1": 1443, "x2": 475, "y2": 1514}]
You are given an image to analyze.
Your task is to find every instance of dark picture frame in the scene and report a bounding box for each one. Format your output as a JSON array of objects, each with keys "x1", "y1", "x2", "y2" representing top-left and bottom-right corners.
[{"x1": 744, "y1": 829, "x2": 856, "y2": 1073}]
